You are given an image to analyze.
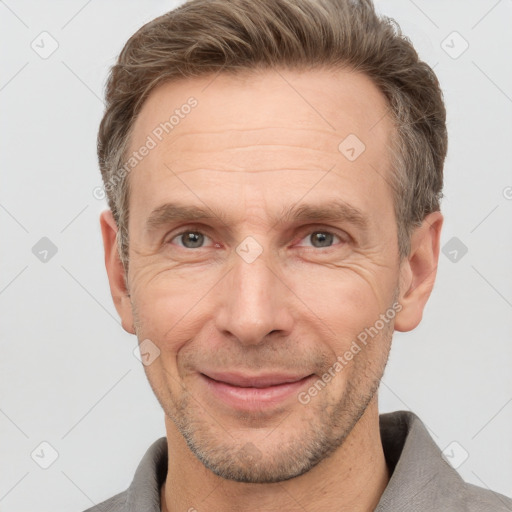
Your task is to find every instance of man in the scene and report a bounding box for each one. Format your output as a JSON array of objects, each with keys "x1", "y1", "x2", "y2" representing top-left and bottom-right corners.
[{"x1": 87, "y1": 0, "x2": 512, "y2": 510}]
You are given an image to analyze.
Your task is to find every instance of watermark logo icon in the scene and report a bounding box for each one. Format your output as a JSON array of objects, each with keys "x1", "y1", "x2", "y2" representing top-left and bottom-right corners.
[
  {"x1": 442, "y1": 441, "x2": 469, "y2": 469},
  {"x1": 32, "y1": 237, "x2": 58, "y2": 263},
  {"x1": 442, "y1": 236, "x2": 468, "y2": 263},
  {"x1": 92, "y1": 186, "x2": 106, "y2": 200},
  {"x1": 31, "y1": 441, "x2": 59, "y2": 469},
  {"x1": 133, "y1": 339, "x2": 161, "y2": 366},
  {"x1": 236, "y1": 236, "x2": 263, "y2": 264},
  {"x1": 236, "y1": 442, "x2": 262, "y2": 465},
  {"x1": 338, "y1": 134, "x2": 366, "y2": 162},
  {"x1": 441, "y1": 31, "x2": 469, "y2": 59},
  {"x1": 31, "y1": 31, "x2": 59, "y2": 59}
]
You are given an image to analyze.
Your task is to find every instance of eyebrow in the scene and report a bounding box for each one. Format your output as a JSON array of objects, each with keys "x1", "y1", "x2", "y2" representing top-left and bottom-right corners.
[
  {"x1": 146, "y1": 203, "x2": 223, "y2": 233},
  {"x1": 278, "y1": 201, "x2": 369, "y2": 231},
  {"x1": 145, "y1": 200, "x2": 369, "y2": 234}
]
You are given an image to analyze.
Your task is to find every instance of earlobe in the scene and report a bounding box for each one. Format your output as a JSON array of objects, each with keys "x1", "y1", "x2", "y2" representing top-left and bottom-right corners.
[
  {"x1": 394, "y1": 211, "x2": 443, "y2": 332},
  {"x1": 99, "y1": 210, "x2": 136, "y2": 334}
]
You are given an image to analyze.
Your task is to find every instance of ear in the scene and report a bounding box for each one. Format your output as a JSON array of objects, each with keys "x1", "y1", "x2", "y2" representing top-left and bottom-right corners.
[
  {"x1": 394, "y1": 211, "x2": 443, "y2": 332},
  {"x1": 99, "y1": 210, "x2": 135, "y2": 334}
]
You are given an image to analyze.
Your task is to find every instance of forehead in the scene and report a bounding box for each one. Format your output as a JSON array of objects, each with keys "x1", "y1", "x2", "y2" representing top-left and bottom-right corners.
[
  {"x1": 130, "y1": 67, "x2": 393, "y2": 156},
  {"x1": 126, "y1": 67, "x2": 396, "y2": 226}
]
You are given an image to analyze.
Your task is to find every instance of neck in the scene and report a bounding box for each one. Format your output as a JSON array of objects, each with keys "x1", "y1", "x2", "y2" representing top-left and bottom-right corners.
[{"x1": 161, "y1": 398, "x2": 389, "y2": 512}]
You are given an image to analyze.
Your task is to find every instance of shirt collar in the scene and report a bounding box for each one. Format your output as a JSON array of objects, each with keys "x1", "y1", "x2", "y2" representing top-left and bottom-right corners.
[{"x1": 376, "y1": 410, "x2": 465, "y2": 511}]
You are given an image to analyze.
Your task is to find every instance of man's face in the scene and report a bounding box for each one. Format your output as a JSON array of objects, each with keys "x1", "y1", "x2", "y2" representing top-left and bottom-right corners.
[{"x1": 121, "y1": 68, "x2": 404, "y2": 482}]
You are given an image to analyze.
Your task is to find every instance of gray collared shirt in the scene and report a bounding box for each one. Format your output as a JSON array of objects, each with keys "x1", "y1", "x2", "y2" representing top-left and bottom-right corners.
[{"x1": 84, "y1": 411, "x2": 512, "y2": 511}]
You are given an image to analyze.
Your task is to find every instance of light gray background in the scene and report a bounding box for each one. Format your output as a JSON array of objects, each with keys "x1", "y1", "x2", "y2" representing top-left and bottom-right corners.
[{"x1": 1, "y1": 0, "x2": 511, "y2": 510}]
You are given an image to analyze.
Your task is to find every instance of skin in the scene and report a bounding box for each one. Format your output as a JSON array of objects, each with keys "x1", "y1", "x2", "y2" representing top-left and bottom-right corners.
[{"x1": 101, "y1": 67, "x2": 443, "y2": 512}]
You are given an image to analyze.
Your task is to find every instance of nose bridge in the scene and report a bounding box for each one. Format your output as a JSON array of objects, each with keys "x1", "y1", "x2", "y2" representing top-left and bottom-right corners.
[{"x1": 215, "y1": 247, "x2": 292, "y2": 345}]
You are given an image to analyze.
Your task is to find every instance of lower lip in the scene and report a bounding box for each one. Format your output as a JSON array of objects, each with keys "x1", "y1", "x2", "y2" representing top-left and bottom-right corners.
[{"x1": 201, "y1": 374, "x2": 314, "y2": 410}]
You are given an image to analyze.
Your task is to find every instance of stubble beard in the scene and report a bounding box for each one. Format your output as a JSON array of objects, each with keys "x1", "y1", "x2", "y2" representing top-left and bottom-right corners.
[{"x1": 133, "y1": 298, "x2": 395, "y2": 484}]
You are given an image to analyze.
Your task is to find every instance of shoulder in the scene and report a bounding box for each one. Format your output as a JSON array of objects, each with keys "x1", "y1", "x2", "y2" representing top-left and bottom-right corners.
[
  {"x1": 79, "y1": 436, "x2": 167, "y2": 512},
  {"x1": 461, "y1": 482, "x2": 512, "y2": 511},
  {"x1": 81, "y1": 490, "x2": 127, "y2": 512},
  {"x1": 378, "y1": 411, "x2": 512, "y2": 511}
]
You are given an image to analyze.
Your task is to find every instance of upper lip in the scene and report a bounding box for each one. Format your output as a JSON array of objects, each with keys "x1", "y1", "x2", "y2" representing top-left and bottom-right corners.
[{"x1": 201, "y1": 371, "x2": 312, "y2": 388}]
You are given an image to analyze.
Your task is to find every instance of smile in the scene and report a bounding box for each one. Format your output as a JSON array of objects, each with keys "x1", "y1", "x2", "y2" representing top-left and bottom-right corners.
[{"x1": 199, "y1": 371, "x2": 315, "y2": 411}]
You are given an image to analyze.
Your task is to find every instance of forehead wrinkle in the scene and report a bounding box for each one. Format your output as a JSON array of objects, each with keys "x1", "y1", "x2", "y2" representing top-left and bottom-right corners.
[
  {"x1": 181, "y1": 143, "x2": 335, "y2": 153},
  {"x1": 159, "y1": 125, "x2": 340, "y2": 142},
  {"x1": 162, "y1": 167, "x2": 334, "y2": 175},
  {"x1": 157, "y1": 137, "x2": 343, "y2": 178},
  {"x1": 152, "y1": 125, "x2": 345, "y2": 156}
]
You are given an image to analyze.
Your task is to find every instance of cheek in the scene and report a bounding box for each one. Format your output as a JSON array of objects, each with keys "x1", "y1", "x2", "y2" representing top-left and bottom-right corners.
[
  {"x1": 290, "y1": 265, "x2": 386, "y2": 342},
  {"x1": 129, "y1": 265, "x2": 219, "y2": 353}
]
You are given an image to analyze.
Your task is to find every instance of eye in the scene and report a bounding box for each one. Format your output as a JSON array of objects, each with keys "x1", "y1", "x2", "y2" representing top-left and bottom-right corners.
[
  {"x1": 296, "y1": 230, "x2": 344, "y2": 249},
  {"x1": 170, "y1": 230, "x2": 213, "y2": 249}
]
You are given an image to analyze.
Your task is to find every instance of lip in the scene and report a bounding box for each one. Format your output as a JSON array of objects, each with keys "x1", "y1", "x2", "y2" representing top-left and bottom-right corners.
[{"x1": 200, "y1": 371, "x2": 315, "y2": 410}]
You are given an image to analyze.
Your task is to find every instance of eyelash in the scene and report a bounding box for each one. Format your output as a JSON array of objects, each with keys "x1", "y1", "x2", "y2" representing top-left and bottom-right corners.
[
  {"x1": 166, "y1": 225, "x2": 349, "y2": 250},
  {"x1": 168, "y1": 228, "x2": 217, "y2": 249}
]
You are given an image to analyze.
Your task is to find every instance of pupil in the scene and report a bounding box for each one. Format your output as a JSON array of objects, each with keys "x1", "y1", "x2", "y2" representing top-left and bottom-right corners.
[
  {"x1": 312, "y1": 232, "x2": 332, "y2": 247},
  {"x1": 183, "y1": 232, "x2": 203, "y2": 248}
]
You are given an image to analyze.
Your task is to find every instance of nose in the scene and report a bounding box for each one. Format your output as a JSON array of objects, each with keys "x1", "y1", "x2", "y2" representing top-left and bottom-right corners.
[{"x1": 214, "y1": 249, "x2": 294, "y2": 346}]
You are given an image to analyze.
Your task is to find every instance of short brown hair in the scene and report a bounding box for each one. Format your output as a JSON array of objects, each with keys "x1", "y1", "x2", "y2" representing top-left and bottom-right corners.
[{"x1": 97, "y1": 0, "x2": 447, "y2": 268}]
